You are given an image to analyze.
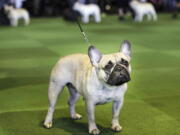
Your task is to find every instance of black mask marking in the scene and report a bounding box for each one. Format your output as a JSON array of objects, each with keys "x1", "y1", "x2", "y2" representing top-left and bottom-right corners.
[
  {"x1": 118, "y1": 58, "x2": 129, "y2": 67},
  {"x1": 107, "y1": 64, "x2": 131, "y2": 86},
  {"x1": 103, "y1": 61, "x2": 114, "y2": 75}
]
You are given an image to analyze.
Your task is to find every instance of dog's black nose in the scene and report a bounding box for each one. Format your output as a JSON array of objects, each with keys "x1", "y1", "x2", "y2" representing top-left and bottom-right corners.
[{"x1": 114, "y1": 65, "x2": 124, "y2": 72}]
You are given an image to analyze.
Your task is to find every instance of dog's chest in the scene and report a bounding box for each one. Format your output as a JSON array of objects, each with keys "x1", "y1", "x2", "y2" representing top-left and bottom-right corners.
[{"x1": 94, "y1": 86, "x2": 126, "y2": 105}]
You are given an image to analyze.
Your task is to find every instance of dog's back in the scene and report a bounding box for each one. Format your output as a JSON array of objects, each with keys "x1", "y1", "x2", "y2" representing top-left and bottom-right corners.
[
  {"x1": 13, "y1": 9, "x2": 29, "y2": 19},
  {"x1": 130, "y1": 1, "x2": 155, "y2": 11},
  {"x1": 51, "y1": 54, "x2": 92, "y2": 90}
]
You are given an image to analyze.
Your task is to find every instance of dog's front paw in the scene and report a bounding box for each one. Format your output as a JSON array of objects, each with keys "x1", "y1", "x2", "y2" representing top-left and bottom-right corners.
[
  {"x1": 71, "y1": 113, "x2": 82, "y2": 120},
  {"x1": 44, "y1": 121, "x2": 53, "y2": 129},
  {"x1": 111, "y1": 124, "x2": 122, "y2": 132},
  {"x1": 89, "y1": 128, "x2": 101, "y2": 135}
]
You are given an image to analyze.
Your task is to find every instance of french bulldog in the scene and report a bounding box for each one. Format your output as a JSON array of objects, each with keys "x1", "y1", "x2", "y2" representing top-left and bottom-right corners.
[{"x1": 44, "y1": 40, "x2": 132, "y2": 135}]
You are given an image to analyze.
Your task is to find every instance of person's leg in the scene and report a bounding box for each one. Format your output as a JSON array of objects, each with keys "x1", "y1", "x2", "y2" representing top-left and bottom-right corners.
[
  {"x1": 172, "y1": 0, "x2": 178, "y2": 18},
  {"x1": 0, "y1": 8, "x2": 10, "y2": 26},
  {"x1": 117, "y1": 0, "x2": 125, "y2": 21},
  {"x1": 173, "y1": 0, "x2": 180, "y2": 18},
  {"x1": 118, "y1": 8, "x2": 125, "y2": 21}
]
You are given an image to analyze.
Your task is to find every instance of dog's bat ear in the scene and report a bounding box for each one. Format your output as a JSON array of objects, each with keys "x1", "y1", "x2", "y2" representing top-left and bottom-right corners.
[
  {"x1": 120, "y1": 40, "x2": 131, "y2": 58},
  {"x1": 88, "y1": 45, "x2": 102, "y2": 67}
]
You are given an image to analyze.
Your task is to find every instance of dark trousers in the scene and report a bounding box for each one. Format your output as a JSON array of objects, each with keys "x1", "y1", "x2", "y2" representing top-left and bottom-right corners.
[{"x1": 0, "y1": 8, "x2": 10, "y2": 26}]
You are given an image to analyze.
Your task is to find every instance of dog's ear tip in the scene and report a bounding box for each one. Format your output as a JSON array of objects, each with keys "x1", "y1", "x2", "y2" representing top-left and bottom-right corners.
[
  {"x1": 88, "y1": 45, "x2": 102, "y2": 66},
  {"x1": 88, "y1": 45, "x2": 97, "y2": 53},
  {"x1": 88, "y1": 45, "x2": 95, "y2": 50},
  {"x1": 120, "y1": 40, "x2": 132, "y2": 57},
  {"x1": 122, "y1": 40, "x2": 131, "y2": 50},
  {"x1": 123, "y1": 40, "x2": 131, "y2": 45},
  {"x1": 123, "y1": 40, "x2": 129, "y2": 42}
]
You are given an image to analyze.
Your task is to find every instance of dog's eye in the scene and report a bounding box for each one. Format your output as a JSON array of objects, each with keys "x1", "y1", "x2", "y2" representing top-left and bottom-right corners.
[
  {"x1": 104, "y1": 61, "x2": 114, "y2": 70},
  {"x1": 120, "y1": 58, "x2": 129, "y2": 67}
]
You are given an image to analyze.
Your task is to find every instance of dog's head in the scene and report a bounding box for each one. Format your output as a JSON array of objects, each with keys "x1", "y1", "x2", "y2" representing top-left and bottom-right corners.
[
  {"x1": 73, "y1": 2, "x2": 83, "y2": 9},
  {"x1": 4, "y1": 5, "x2": 13, "y2": 13},
  {"x1": 129, "y1": 0, "x2": 139, "y2": 8},
  {"x1": 88, "y1": 40, "x2": 132, "y2": 86}
]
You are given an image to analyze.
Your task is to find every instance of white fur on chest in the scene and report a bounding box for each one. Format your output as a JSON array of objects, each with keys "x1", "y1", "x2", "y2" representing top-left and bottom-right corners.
[{"x1": 93, "y1": 84, "x2": 127, "y2": 105}]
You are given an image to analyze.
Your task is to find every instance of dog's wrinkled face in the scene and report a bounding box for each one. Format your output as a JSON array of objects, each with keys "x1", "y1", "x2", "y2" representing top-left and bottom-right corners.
[{"x1": 88, "y1": 40, "x2": 131, "y2": 86}]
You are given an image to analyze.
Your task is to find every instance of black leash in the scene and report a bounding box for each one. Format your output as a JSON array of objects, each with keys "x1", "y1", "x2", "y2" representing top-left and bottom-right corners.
[
  {"x1": 66, "y1": 0, "x2": 92, "y2": 46},
  {"x1": 75, "y1": 17, "x2": 91, "y2": 46}
]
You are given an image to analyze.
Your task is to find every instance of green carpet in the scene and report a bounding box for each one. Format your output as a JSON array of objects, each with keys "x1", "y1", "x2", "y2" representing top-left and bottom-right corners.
[{"x1": 0, "y1": 14, "x2": 180, "y2": 135}]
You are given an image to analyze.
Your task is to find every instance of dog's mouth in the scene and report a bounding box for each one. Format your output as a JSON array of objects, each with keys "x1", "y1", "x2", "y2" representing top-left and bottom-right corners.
[
  {"x1": 107, "y1": 74, "x2": 131, "y2": 86},
  {"x1": 106, "y1": 65, "x2": 131, "y2": 86}
]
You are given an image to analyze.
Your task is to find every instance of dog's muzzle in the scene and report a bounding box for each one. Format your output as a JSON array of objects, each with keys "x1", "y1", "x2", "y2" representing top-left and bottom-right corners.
[{"x1": 107, "y1": 65, "x2": 131, "y2": 86}]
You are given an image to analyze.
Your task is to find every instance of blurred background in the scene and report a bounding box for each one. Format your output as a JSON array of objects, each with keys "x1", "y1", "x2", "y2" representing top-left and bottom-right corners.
[
  {"x1": 0, "y1": 0, "x2": 180, "y2": 135},
  {"x1": 0, "y1": 0, "x2": 180, "y2": 25}
]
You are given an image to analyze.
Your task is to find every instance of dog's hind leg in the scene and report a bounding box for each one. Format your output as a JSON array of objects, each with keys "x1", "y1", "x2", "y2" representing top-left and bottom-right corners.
[
  {"x1": 147, "y1": 13, "x2": 152, "y2": 21},
  {"x1": 93, "y1": 9, "x2": 101, "y2": 23},
  {"x1": 44, "y1": 79, "x2": 65, "y2": 128},
  {"x1": 24, "y1": 14, "x2": 30, "y2": 25},
  {"x1": 67, "y1": 83, "x2": 82, "y2": 120},
  {"x1": 151, "y1": 11, "x2": 157, "y2": 21},
  {"x1": 24, "y1": 17, "x2": 30, "y2": 25}
]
